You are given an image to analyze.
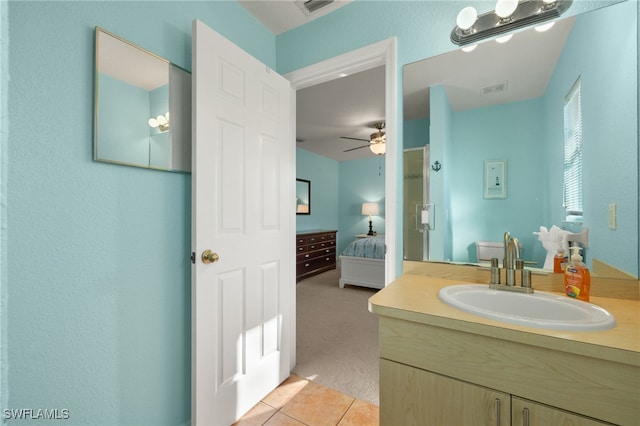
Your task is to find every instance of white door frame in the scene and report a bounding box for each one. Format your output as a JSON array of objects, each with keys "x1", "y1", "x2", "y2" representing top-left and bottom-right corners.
[{"x1": 285, "y1": 37, "x2": 398, "y2": 369}]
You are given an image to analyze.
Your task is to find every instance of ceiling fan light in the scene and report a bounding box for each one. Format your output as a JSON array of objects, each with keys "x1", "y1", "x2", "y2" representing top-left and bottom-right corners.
[{"x1": 370, "y1": 142, "x2": 385, "y2": 155}]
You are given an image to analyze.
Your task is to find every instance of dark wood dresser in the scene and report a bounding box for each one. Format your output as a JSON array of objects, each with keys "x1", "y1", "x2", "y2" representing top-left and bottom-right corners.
[{"x1": 296, "y1": 230, "x2": 338, "y2": 281}]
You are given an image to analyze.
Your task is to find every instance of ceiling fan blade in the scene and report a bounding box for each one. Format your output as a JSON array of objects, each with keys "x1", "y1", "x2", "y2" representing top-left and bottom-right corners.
[
  {"x1": 340, "y1": 136, "x2": 369, "y2": 142},
  {"x1": 343, "y1": 144, "x2": 371, "y2": 152}
]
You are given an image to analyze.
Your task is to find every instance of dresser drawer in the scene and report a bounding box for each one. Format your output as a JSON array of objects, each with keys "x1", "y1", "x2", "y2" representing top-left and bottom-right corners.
[
  {"x1": 296, "y1": 230, "x2": 338, "y2": 281},
  {"x1": 296, "y1": 255, "x2": 336, "y2": 276},
  {"x1": 297, "y1": 247, "x2": 336, "y2": 263}
]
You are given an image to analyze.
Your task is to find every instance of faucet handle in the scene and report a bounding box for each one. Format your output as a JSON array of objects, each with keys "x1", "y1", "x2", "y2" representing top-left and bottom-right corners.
[{"x1": 516, "y1": 259, "x2": 524, "y2": 270}]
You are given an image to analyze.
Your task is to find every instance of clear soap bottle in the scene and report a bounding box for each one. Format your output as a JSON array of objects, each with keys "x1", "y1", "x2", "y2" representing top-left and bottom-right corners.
[{"x1": 564, "y1": 247, "x2": 591, "y2": 302}]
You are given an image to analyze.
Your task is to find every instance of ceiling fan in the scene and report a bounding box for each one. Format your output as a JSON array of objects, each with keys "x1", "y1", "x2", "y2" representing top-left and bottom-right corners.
[{"x1": 341, "y1": 122, "x2": 386, "y2": 155}]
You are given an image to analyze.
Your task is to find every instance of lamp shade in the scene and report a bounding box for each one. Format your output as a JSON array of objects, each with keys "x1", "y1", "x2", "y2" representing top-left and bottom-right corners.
[{"x1": 361, "y1": 202, "x2": 379, "y2": 216}]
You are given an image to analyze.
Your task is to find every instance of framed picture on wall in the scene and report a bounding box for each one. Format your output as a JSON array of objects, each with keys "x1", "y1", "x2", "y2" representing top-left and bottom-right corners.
[{"x1": 484, "y1": 160, "x2": 506, "y2": 199}]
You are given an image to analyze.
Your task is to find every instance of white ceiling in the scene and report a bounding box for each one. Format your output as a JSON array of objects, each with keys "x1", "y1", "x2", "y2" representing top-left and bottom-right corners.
[
  {"x1": 238, "y1": 0, "x2": 352, "y2": 35},
  {"x1": 238, "y1": 1, "x2": 576, "y2": 162},
  {"x1": 97, "y1": 29, "x2": 169, "y2": 91},
  {"x1": 404, "y1": 17, "x2": 575, "y2": 120},
  {"x1": 295, "y1": 66, "x2": 386, "y2": 161}
]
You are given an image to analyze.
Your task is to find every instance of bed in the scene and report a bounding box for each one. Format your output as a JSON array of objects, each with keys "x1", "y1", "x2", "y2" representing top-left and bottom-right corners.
[{"x1": 339, "y1": 236, "x2": 386, "y2": 289}]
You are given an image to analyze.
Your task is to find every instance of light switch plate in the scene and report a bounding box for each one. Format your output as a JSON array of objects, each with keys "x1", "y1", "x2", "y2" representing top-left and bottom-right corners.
[{"x1": 608, "y1": 203, "x2": 617, "y2": 230}]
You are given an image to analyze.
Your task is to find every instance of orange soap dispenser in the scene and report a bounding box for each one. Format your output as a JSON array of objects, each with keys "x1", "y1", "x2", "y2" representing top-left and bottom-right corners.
[{"x1": 564, "y1": 246, "x2": 591, "y2": 302}]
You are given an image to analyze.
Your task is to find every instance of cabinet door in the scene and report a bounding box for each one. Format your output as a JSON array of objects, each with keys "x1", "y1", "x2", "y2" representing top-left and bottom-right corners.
[
  {"x1": 512, "y1": 397, "x2": 612, "y2": 426},
  {"x1": 380, "y1": 359, "x2": 509, "y2": 426}
]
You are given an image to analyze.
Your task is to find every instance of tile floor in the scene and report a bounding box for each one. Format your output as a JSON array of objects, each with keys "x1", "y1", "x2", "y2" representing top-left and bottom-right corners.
[{"x1": 234, "y1": 374, "x2": 379, "y2": 426}]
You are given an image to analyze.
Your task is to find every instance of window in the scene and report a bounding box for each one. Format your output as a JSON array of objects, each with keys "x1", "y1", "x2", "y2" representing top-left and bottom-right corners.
[{"x1": 563, "y1": 78, "x2": 583, "y2": 221}]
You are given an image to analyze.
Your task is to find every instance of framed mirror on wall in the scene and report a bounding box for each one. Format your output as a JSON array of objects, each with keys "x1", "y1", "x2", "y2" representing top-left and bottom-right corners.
[
  {"x1": 402, "y1": 0, "x2": 638, "y2": 278},
  {"x1": 94, "y1": 27, "x2": 191, "y2": 172},
  {"x1": 296, "y1": 179, "x2": 310, "y2": 215}
]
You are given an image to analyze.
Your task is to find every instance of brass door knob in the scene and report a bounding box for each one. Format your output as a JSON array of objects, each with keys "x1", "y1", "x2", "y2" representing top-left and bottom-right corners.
[{"x1": 201, "y1": 250, "x2": 219, "y2": 264}]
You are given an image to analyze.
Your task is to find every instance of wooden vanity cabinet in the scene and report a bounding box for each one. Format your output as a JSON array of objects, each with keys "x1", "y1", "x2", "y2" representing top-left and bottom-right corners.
[
  {"x1": 380, "y1": 359, "x2": 509, "y2": 426},
  {"x1": 511, "y1": 397, "x2": 610, "y2": 426},
  {"x1": 380, "y1": 359, "x2": 611, "y2": 426},
  {"x1": 377, "y1": 317, "x2": 628, "y2": 426}
]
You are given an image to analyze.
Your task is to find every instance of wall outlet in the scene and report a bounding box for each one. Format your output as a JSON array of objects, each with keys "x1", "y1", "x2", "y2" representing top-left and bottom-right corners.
[{"x1": 608, "y1": 203, "x2": 617, "y2": 230}]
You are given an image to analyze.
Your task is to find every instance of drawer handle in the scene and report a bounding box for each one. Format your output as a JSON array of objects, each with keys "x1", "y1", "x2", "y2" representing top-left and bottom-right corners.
[
  {"x1": 325, "y1": 249, "x2": 330, "y2": 253},
  {"x1": 494, "y1": 398, "x2": 500, "y2": 426},
  {"x1": 305, "y1": 263, "x2": 310, "y2": 267},
  {"x1": 522, "y1": 408, "x2": 529, "y2": 426},
  {"x1": 305, "y1": 254, "x2": 310, "y2": 258}
]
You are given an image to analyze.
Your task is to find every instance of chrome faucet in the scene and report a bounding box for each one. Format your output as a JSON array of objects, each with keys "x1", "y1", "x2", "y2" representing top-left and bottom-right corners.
[
  {"x1": 503, "y1": 231, "x2": 521, "y2": 286},
  {"x1": 489, "y1": 232, "x2": 533, "y2": 294}
]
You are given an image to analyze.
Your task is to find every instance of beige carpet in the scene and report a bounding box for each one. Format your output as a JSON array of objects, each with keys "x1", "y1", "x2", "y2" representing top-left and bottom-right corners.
[{"x1": 293, "y1": 268, "x2": 380, "y2": 405}]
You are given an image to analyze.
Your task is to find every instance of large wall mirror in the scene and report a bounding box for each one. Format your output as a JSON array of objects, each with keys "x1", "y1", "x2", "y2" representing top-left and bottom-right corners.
[
  {"x1": 403, "y1": 0, "x2": 638, "y2": 279},
  {"x1": 94, "y1": 28, "x2": 191, "y2": 172}
]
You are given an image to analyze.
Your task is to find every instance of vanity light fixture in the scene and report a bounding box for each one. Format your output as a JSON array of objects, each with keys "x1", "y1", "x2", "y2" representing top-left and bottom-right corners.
[
  {"x1": 148, "y1": 112, "x2": 170, "y2": 132},
  {"x1": 451, "y1": 0, "x2": 572, "y2": 46}
]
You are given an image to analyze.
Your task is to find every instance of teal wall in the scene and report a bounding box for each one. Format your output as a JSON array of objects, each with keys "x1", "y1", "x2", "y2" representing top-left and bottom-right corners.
[
  {"x1": 296, "y1": 147, "x2": 385, "y2": 255},
  {"x1": 97, "y1": 74, "x2": 150, "y2": 166},
  {"x1": 2, "y1": 0, "x2": 635, "y2": 424},
  {"x1": 276, "y1": 0, "x2": 619, "y2": 274},
  {"x1": 296, "y1": 147, "x2": 339, "y2": 231},
  {"x1": 6, "y1": 1, "x2": 275, "y2": 424},
  {"x1": 449, "y1": 98, "x2": 546, "y2": 265},
  {"x1": 542, "y1": 0, "x2": 638, "y2": 275},
  {"x1": 337, "y1": 157, "x2": 386, "y2": 254},
  {"x1": 429, "y1": 85, "x2": 452, "y2": 261},
  {"x1": 404, "y1": 117, "x2": 430, "y2": 149}
]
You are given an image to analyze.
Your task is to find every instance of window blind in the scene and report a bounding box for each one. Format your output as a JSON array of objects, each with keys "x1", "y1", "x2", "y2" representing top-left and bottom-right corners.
[{"x1": 563, "y1": 78, "x2": 583, "y2": 218}]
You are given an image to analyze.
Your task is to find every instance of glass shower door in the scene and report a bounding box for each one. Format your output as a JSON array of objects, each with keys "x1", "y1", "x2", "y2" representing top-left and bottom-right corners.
[{"x1": 403, "y1": 146, "x2": 430, "y2": 261}]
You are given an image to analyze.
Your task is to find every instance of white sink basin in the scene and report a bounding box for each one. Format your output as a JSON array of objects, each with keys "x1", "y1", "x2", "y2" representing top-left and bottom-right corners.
[{"x1": 438, "y1": 284, "x2": 616, "y2": 331}]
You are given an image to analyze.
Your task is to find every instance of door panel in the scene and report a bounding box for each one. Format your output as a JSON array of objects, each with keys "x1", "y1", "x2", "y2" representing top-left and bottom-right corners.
[{"x1": 192, "y1": 19, "x2": 293, "y2": 425}]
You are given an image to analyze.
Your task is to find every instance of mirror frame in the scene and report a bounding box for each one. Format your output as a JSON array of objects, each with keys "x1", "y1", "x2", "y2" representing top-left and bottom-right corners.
[
  {"x1": 296, "y1": 179, "x2": 311, "y2": 215},
  {"x1": 93, "y1": 27, "x2": 191, "y2": 173}
]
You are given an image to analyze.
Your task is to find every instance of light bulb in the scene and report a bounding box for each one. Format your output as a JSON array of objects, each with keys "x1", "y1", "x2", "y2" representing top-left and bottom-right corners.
[
  {"x1": 148, "y1": 118, "x2": 159, "y2": 128},
  {"x1": 165, "y1": 112, "x2": 170, "y2": 121},
  {"x1": 535, "y1": 22, "x2": 555, "y2": 32},
  {"x1": 462, "y1": 44, "x2": 478, "y2": 52},
  {"x1": 456, "y1": 6, "x2": 478, "y2": 31},
  {"x1": 369, "y1": 142, "x2": 385, "y2": 155},
  {"x1": 496, "y1": 34, "x2": 513, "y2": 43},
  {"x1": 156, "y1": 115, "x2": 168, "y2": 125},
  {"x1": 495, "y1": 0, "x2": 518, "y2": 18}
]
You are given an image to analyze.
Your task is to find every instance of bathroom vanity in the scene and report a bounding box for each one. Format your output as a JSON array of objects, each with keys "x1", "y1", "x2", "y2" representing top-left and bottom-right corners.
[{"x1": 369, "y1": 263, "x2": 640, "y2": 425}]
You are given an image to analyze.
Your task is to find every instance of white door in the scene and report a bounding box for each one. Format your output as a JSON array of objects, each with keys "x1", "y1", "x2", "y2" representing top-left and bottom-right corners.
[{"x1": 191, "y1": 20, "x2": 293, "y2": 426}]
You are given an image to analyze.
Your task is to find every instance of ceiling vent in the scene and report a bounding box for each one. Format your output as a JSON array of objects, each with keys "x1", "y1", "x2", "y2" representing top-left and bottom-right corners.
[
  {"x1": 482, "y1": 81, "x2": 508, "y2": 95},
  {"x1": 296, "y1": 0, "x2": 335, "y2": 16}
]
